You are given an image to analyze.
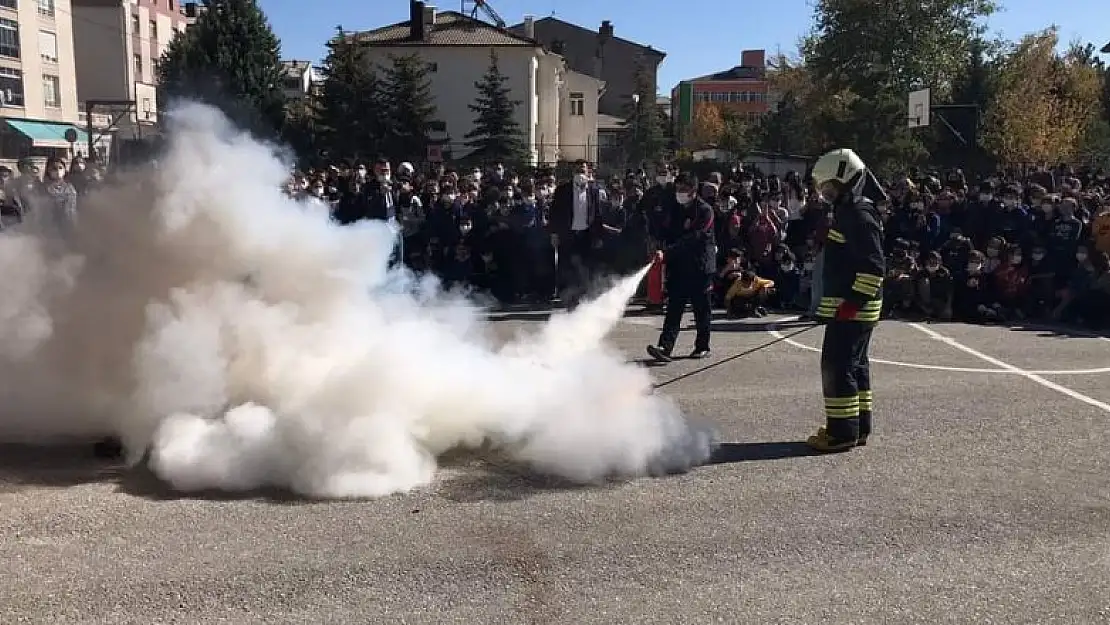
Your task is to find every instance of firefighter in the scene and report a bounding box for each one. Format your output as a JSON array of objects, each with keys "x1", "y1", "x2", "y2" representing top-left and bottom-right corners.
[{"x1": 806, "y1": 148, "x2": 886, "y2": 453}]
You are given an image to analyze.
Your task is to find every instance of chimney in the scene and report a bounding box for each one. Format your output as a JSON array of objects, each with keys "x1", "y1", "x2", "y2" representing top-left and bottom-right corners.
[
  {"x1": 410, "y1": 0, "x2": 425, "y2": 41},
  {"x1": 741, "y1": 49, "x2": 766, "y2": 69},
  {"x1": 599, "y1": 20, "x2": 613, "y2": 40},
  {"x1": 423, "y1": 5, "x2": 436, "y2": 32},
  {"x1": 523, "y1": 15, "x2": 534, "y2": 40}
]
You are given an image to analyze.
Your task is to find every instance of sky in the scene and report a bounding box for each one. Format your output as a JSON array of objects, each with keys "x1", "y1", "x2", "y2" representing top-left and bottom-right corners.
[{"x1": 261, "y1": 0, "x2": 1110, "y2": 94}]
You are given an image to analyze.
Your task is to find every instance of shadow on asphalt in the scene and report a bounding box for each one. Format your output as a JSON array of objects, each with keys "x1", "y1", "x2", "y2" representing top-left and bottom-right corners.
[
  {"x1": 708, "y1": 441, "x2": 824, "y2": 464},
  {"x1": 0, "y1": 443, "x2": 124, "y2": 493}
]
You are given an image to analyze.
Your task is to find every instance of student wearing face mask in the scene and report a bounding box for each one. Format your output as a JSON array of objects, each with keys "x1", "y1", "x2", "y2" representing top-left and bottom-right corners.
[
  {"x1": 1025, "y1": 242, "x2": 1056, "y2": 319},
  {"x1": 985, "y1": 244, "x2": 1029, "y2": 322},
  {"x1": 771, "y1": 251, "x2": 802, "y2": 310},
  {"x1": 913, "y1": 251, "x2": 953, "y2": 320},
  {"x1": 39, "y1": 156, "x2": 78, "y2": 236},
  {"x1": 646, "y1": 172, "x2": 716, "y2": 363},
  {"x1": 954, "y1": 250, "x2": 994, "y2": 322},
  {"x1": 1048, "y1": 197, "x2": 1084, "y2": 276}
]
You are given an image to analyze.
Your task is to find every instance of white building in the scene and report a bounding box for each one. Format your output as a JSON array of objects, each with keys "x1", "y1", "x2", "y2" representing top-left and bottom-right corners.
[
  {"x1": 354, "y1": 2, "x2": 604, "y2": 166},
  {"x1": 0, "y1": 0, "x2": 90, "y2": 168},
  {"x1": 280, "y1": 59, "x2": 312, "y2": 102},
  {"x1": 70, "y1": 0, "x2": 194, "y2": 159}
]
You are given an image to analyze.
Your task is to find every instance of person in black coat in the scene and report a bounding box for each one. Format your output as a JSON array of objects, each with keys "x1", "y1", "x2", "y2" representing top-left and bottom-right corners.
[
  {"x1": 647, "y1": 172, "x2": 717, "y2": 362},
  {"x1": 547, "y1": 159, "x2": 607, "y2": 308}
]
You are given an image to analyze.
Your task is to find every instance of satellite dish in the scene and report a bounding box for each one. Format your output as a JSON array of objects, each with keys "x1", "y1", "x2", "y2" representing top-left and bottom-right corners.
[{"x1": 64, "y1": 128, "x2": 78, "y2": 143}]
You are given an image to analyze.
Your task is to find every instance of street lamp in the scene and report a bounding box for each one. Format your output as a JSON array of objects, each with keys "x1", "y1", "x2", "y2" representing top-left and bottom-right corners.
[{"x1": 631, "y1": 94, "x2": 641, "y2": 167}]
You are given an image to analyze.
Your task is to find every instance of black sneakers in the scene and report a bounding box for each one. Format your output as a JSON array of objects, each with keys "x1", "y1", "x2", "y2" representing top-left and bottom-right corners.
[
  {"x1": 688, "y1": 348, "x2": 711, "y2": 359},
  {"x1": 646, "y1": 344, "x2": 673, "y2": 363}
]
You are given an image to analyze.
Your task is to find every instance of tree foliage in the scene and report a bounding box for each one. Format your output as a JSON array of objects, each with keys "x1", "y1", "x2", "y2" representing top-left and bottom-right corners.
[
  {"x1": 158, "y1": 0, "x2": 286, "y2": 135},
  {"x1": 313, "y1": 27, "x2": 381, "y2": 164},
  {"x1": 804, "y1": 0, "x2": 997, "y2": 100},
  {"x1": 621, "y1": 61, "x2": 665, "y2": 166},
  {"x1": 687, "y1": 103, "x2": 725, "y2": 147},
  {"x1": 465, "y1": 51, "x2": 527, "y2": 165},
  {"x1": 718, "y1": 109, "x2": 752, "y2": 156},
  {"x1": 981, "y1": 29, "x2": 1104, "y2": 164},
  {"x1": 379, "y1": 54, "x2": 437, "y2": 162}
]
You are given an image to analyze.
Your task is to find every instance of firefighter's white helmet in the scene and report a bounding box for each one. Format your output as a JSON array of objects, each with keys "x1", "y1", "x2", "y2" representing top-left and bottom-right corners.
[{"x1": 811, "y1": 148, "x2": 867, "y2": 187}]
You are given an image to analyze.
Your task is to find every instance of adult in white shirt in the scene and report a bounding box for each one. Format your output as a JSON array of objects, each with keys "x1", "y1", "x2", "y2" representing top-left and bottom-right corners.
[{"x1": 548, "y1": 160, "x2": 607, "y2": 308}]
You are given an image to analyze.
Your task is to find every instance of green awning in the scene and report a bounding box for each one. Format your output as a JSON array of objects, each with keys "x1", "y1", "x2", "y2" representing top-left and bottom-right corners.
[{"x1": 4, "y1": 118, "x2": 90, "y2": 148}]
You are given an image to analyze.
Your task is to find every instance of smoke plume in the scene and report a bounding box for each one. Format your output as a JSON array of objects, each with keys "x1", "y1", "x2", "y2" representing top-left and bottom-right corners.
[{"x1": 0, "y1": 103, "x2": 714, "y2": 498}]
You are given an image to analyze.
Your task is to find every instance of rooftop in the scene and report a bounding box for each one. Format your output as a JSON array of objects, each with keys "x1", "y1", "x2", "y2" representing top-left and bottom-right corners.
[{"x1": 353, "y1": 10, "x2": 538, "y2": 47}]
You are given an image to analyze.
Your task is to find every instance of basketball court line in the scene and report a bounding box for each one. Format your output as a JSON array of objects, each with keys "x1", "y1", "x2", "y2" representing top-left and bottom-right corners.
[
  {"x1": 908, "y1": 322, "x2": 1110, "y2": 414},
  {"x1": 621, "y1": 315, "x2": 1110, "y2": 376}
]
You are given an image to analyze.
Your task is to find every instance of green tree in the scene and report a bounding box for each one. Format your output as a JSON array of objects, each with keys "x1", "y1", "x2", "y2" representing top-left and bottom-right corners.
[
  {"x1": 379, "y1": 54, "x2": 437, "y2": 162},
  {"x1": 313, "y1": 26, "x2": 381, "y2": 164},
  {"x1": 621, "y1": 62, "x2": 664, "y2": 166},
  {"x1": 718, "y1": 109, "x2": 752, "y2": 156},
  {"x1": 465, "y1": 50, "x2": 527, "y2": 164},
  {"x1": 158, "y1": 0, "x2": 286, "y2": 134},
  {"x1": 798, "y1": 0, "x2": 997, "y2": 173}
]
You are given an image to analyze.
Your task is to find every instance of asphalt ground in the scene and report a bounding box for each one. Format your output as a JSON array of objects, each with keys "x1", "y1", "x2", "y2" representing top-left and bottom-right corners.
[{"x1": 2, "y1": 308, "x2": 1110, "y2": 624}]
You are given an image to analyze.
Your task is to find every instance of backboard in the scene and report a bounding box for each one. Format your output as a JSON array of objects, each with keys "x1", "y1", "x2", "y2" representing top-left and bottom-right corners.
[{"x1": 908, "y1": 88, "x2": 931, "y2": 129}]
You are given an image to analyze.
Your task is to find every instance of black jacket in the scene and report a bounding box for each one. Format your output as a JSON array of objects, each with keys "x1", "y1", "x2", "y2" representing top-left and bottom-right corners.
[
  {"x1": 817, "y1": 194, "x2": 886, "y2": 323},
  {"x1": 661, "y1": 195, "x2": 716, "y2": 275}
]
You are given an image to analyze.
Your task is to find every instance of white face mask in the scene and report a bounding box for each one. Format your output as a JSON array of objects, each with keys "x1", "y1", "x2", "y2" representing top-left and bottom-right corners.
[
  {"x1": 780, "y1": 263, "x2": 794, "y2": 272},
  {"x1": 441, "y1": 194, "x2": 456, "y2": 203},
  {"x1": 357, "y1": 168, "x2": 367, "y2": 178},
  {"x1": 574, "y1": 173, "x2": 589, "y2": 186},
  {"x1": 378, "y1": 173, "x2": 391, "y2": 183},
  {"x1": 910, "y1": 202, "x2": 924, "y2": 210},
  {"x1": 656, "y1": 175, "x2": 671, "y2": 185},
  {"x1": 471, "y1": 172, "x2": 482, "y2": 182},
  {"x1": 460, "y1": 224, "x2": 472, "y2": 234},
  {"x1": 741, "y1": 182, "x2": 753, "y2": 191},
  {"x1": 803, "y1": 262, "x2": 815, "y2": 272},
  {"x1": 311, "y1": 187, "x2": 324, "y2": 197},
  {"x1": 1032, "y1": 252, "x2": 1045, "y2": 262},
  {"x1": 1003, "y1": 199, "x2": 1017, "y2": 208},
  {"x1": 1077, "y1": 252, "x2": 1088, "y2": 263},
  {"x1": 926, "y1": 264, "x2": 939, "y2": 273},
  {"x1": 979, "y1": 194, "x2": 992, "y2": 202},
  {"x1": 675, "y1": 192, "x2": 691, "y2": 204},
  {"x1": 967, "y1": 263, "x2": 982, "y2": 273},
  {"x1": 1010, "y1": 255, "x2": 1023, "y2": 265}
]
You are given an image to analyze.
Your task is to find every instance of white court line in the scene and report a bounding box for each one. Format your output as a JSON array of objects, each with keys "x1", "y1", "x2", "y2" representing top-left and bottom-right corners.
[
  {"x1": 764, "y1": 322, "x2": 1110, "y2": 376},
  {"x1": 908, "y1": 322, "x2": 1110, "y2": 414},
  {"x1": 622, "y1": 314, "x2": 1110, "y2": 375}
]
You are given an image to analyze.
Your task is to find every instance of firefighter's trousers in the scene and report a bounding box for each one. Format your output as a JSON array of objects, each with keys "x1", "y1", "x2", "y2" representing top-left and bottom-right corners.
[{"x1": 820, "y1": 320, "x2": 875, "y2": 442}]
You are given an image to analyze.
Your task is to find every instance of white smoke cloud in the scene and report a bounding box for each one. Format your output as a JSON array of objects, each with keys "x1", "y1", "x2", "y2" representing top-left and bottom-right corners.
[{"x1": 0, "y1": 102, "x2": 714, "y2": 498}]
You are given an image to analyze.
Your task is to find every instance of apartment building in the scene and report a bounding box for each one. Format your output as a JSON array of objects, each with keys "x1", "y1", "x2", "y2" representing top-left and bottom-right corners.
[
  {"x1": 71, "y1": 0, "x2": 192, "y2": 142},
  {"x1": 0, "y1": 0, "x2": 91, "y2": 166},
  {"x1": 672, "y1": 49, "x2": 771, "y2": 140}
]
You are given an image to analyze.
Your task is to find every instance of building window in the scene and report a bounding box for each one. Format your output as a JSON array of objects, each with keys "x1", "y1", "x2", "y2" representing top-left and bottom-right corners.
[
  {"x1": 42, "y1": 73, "x2": 59, "y2": 107},
  {"x1": 569, "y1": 92, "x2": 584, "y2": 116},
  {"x1": 0, "y1": 18, "x2": 18, "y2": 58},
  {"x1": 134, "y1": 53, "x2": 143, "y2": 76},
  {"x1": 0, "y1": 0, "x2": 16, "y2": 10},
  {"x1": 36, "y1": 0, "x2": 52, "y2": 17},
  {"x1": 427, "y1": 62, "x2": 437, "y2": 72},
  {"x1": 0, "y1": 66, "x2": 23, "y2": 106},
  {"x1": 150, "y1": 20, "x2": 157, "y2": 39},
  {"x1": 131, "y1": 14, "x2": 140, "y2": 34},
  {"x1": 168, "y1": 0, "x2": 174, "y2": 9},
  {"x1": 38, "y1": 30, "x2": 56, "y2": 62}
]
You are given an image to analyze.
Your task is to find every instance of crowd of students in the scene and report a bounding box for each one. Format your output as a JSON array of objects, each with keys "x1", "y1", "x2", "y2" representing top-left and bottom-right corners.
[{"x1": 285, "y1": 159, "x2": 1104, "y2": 331}]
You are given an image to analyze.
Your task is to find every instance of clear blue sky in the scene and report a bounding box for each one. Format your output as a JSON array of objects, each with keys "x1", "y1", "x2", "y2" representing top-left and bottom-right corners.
[{"x1": 261, "y1": 0, "x2": 1109, "y2": 94}]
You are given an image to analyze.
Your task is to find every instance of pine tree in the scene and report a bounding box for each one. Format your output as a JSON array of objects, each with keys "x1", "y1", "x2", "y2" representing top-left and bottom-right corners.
[
  {"x1": 379, "y1": 54, "x2": 437, "y2": 162},
  {"x1": 621, "y1": 62, "x2": 664, "y2": 166},
  {"x1": 465, "y1": 50, "x2": 527, "y2": 164},
  {"x1": 157, "y1": 0, "x2": 286, "y2": 135},
  {"x1": 313, "y1": 26, "x2": 381, "y2": 163}
]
